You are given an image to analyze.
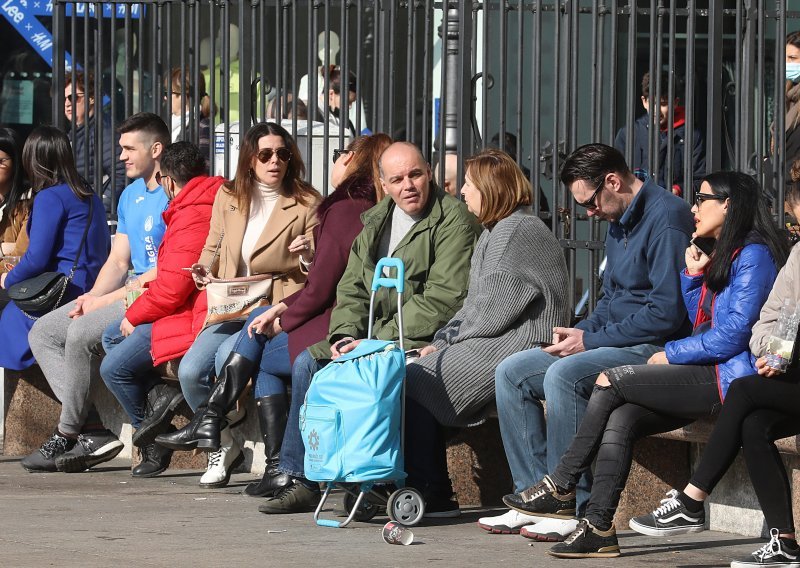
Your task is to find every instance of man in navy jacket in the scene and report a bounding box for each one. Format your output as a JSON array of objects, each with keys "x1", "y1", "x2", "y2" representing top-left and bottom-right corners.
[{"x1": 482, "y1": 143, "x2": 694, "y2": 540}]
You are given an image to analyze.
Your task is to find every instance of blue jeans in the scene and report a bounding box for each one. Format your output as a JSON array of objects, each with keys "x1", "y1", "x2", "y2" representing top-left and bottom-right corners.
[
  {"x1": 100, "y1": 318, "x2": 161, "y2": 428},
  {"x1": 278, "y1": 349, "x2": 324, "y2": 479},
  {"x1": 212, "y1": 307, "x2": 291, "y2": 398},
  {"x1": 178, "y1": 320, "x2": 245, "y2": 411},
  {"x1": 494, "y1": 344, "x2": 662, "y2": 514}
]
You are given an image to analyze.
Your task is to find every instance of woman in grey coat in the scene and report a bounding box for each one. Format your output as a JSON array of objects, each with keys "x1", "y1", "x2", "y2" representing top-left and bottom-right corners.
[{"x1": 402, "y1": 149, "x2": 570, "y2": 516}]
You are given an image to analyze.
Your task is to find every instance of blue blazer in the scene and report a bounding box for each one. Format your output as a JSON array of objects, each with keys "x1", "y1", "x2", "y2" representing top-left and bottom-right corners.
[
  {"x1": 665, "y1": 243, "x2": 778, "y2": 400},
  {"x1": 0, "y1": 183, "x2": 109, "y2": 370}
]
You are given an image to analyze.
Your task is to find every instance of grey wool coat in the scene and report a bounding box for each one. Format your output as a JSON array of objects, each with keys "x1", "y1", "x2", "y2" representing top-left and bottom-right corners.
[{"x1": 405, "y1": 207, "x2": 571, "y2": 427}]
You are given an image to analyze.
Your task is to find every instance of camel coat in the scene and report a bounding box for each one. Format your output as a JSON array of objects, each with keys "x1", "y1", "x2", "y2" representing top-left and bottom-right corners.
[{"x1": 197, "y1": 185, "x2": 321, "y2": 303}]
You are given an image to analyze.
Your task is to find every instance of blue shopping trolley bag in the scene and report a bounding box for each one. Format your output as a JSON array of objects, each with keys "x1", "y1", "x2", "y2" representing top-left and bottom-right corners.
[{"x1": 300, "y1": 338, "x2": 406, "y2": 483}]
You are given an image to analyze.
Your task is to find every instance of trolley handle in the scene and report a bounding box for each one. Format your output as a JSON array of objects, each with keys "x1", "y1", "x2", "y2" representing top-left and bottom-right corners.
[{"x1": 371, "y1": 258, "x2": 405, "y2": 294}]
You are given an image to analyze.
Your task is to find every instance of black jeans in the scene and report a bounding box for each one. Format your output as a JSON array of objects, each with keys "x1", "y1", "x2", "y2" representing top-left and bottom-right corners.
[
  {"x1": 690, "y1": 372, "x2": 800, "y2": 534},
  {"x1": 549, "y1": 363, "x2": 721, "y2": 528},
  {"x1": 404, "y1": 398, "x2": 454, "y2": 499}
]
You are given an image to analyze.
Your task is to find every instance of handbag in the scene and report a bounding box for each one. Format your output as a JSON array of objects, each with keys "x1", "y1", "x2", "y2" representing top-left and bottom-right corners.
[
  {"x1": 8, "y1": 197, "x2": 94, "y2": 319},
  {"x1": 201, "y1": 229, "x2": 283, "y2": 327}
]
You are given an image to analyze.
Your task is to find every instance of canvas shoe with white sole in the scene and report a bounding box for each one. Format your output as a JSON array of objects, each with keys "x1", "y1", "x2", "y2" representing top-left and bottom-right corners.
[{"x1": 477, "y1": 509, "x2": 546, "y2": 534}]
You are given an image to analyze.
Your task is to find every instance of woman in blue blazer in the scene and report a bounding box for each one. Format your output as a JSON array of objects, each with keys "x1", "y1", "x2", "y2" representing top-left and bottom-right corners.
[
  {"x1": 500, "y1": 171, "x2": 790, "y2": 558},
  {"x1": 0, "y1": 126, "x2": 109, "y2": 370}
]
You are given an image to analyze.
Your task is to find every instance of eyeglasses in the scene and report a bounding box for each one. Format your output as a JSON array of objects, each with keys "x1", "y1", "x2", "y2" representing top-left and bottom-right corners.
[
  {"x1": 64, "y1": 93, "x2": 85, "y2": 104},
  {"x1": 332, "y1": 149, "x2": 352, "y2": 163},
  {"x1": 257, "y1": 147, "x2": 292, "y2": 163},
  {"x1": 576, "y1": 177, "x2": 606, "y2": 210},
  {"x1": 694, "y1": 192, "x2": 727, "y2": 207},
  {"x1": 0, "y1": 157, "x2": 11, "y2": 168},
  {"x1": 155, "y1": 172, "x2": 172, "y2": 186}
]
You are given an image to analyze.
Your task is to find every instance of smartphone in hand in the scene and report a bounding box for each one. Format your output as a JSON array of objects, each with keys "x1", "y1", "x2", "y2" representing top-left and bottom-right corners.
[{"x1": 690, "y1": 236, "x2": 716, "y2": 257}]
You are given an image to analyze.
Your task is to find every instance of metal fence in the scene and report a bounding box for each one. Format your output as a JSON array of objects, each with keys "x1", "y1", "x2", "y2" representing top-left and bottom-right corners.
[{"x1": 48, "y1": 0, "x2": 800, "y2": 311}]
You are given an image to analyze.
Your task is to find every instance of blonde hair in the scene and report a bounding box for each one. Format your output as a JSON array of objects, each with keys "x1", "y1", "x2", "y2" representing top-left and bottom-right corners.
[{"x1": 464, "y1": 149, "x2": 532, "y2": 227}]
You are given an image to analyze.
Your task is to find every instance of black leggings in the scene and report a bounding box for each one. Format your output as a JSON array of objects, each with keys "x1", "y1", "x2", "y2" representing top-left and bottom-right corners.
[
  {"x1": 690, "y1": 372, "x2": 800, "y2": 534},
  {"x1": 549, "y1": 362, "x2": 721, "y2": 528}
]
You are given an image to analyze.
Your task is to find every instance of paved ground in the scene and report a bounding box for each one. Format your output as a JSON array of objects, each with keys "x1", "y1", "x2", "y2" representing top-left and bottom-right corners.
[{"x1": 0, "y1": 455, "x2": 765, "y2": 568}]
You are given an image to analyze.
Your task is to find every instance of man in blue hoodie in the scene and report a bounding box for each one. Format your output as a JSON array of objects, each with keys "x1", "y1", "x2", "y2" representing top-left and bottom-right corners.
[{"x1": 480, "y1": 143, "x2": 694, "y2": 540}]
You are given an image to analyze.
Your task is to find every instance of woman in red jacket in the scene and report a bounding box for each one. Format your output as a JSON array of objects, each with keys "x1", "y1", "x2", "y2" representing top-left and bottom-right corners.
[{"x1": 156, "y1": 133, "x2": 393, "y2": 494}]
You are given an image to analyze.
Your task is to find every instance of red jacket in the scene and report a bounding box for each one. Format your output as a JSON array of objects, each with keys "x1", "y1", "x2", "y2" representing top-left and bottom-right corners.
[
  {"x1": 280, "y1": 175, "x2": 377, "y2": 362},
  {"x1": 126, "y1": 175, "x2": 223, "y2": 365}
]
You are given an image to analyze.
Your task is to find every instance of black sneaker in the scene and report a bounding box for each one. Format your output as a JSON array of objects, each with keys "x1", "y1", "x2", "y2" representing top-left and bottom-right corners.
[
  {"x1": 502, "y1": 475, "x2": 576, "y2": 518},
  {"x1": 423, "y1": 493, "x2": 461, "y2": 518},
  {"x1": 548, "y1": 518, "x2": 621, "y2": 559},
  {"x1": 258, "y1": 480, "x2": 320, "y2": 514},
  {"x1": 629, "y1": 489, "x2": 706, "y2": 537},
  {"x1": 730, "y1": 529, "x2": 800, "y2": 567},
  {"x1": 55, "y1": 430, "x2": 124, "y2": 473},
  {"x1": 132, "y1": 383, "x2": 185, "y2": 448},
  {"x1": 20, "y1": 431, "x2": 77, "y2": 472}
]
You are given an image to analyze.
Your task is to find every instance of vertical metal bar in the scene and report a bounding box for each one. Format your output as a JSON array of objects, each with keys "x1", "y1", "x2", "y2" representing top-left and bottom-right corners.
[
  {"x1": 706, "y1": 0, "x2": 723, "y2": 172},
  {"x1": 775, "y1": 0, "x2": 786, "y2": 215},
  {"x1": 421, "y1": 0, "x2": 433, "y2": 159},
  {"x1": 239, "y1": 0, "x2": 252, "y2": 130},
  {"x1": 437, "y1": 2, "x2": 450, "y2": 186},
  {"x1": 406, "y1": 0, "x2": 415, "y2": 143},
  {"x1": 53, "y1": 0, "x2": 66, "y2": 132},
  {"x1": 123, "y1": 5, "x2": 133, "y2": 116},
  {"x1": 590, "y1": 0, "x2": 601, "y2": 141},
  {"x1": 666, "y1": 0, "x2": 678, "y2": 192},
  {"x1": 498, "y1": 0, "x2": 507, "y2": 146},
  {"x1": 356, "y1": 0, "x2": 364, "y2": 134},
  {"x1": 222, "y1": 1, "x2": 230, "y2": 177},
  {"x1": 386, "y1": 0, "x2": 397, "y2": 134},
  {"x1": 608, "y1": 0, "x2": 618, "y2": 147},
  {"x1": 646, "y1": 0, "x2": 658, "y2": 186},
  {"x1": 291, "y1": 0, "x2": 298, "y2": 137},
  {"x1": 209, "y1": 0, "x2": 217, "y2": 169},
  {"x1": 456, "y1": 0, "x2": 473, "y2": 188},
  {"x1": 322, "y1": 0, "x2": 331, "y2": 195},
  {"x1": 82, "y1": 3, "x2": 90, "y2": 179},
  {"x1": 684, "y1": 0, "x2": 697, "y2": 202},
  {"x1": 734, "y1": 0, "x2": 743, "y2": 171},
  {"x1": 341, "y1": 0, "x2": 350, "y2": 149},
  {"x1": 531, "y1": 0, "x2": 542, "y2": 216},
  {"x1": 481, "y1": 0, "x2": 488, "y2": 149},
  {"x1": 514, "y1": 0, "x2": 523, "y2": 163},
  {"x1": 95, "y1": 3, "x2": 104, "y2": 199},
  {"x1": 623, "y1": 0, "x2": 636, "y2": 168}
]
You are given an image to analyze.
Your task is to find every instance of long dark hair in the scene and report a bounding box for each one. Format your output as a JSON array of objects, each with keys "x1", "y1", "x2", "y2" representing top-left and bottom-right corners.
[
  {"x1": 224, "y1": 122, "x2": 318, "y2": 213},
  {"x1": 703, "y1": 171, "x2": 790, "y2": 293},
  {"x1": 0, "y1": 127, "x2": 29, "y2": 217},
  {"x1": 22, "y1": 126, "x2": 93, "y2": 199}
]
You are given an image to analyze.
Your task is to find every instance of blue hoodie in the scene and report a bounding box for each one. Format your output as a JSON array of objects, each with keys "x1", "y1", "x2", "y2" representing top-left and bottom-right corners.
[{"x1": 577, "y1": 179, "x2": 694, "y2": 349}]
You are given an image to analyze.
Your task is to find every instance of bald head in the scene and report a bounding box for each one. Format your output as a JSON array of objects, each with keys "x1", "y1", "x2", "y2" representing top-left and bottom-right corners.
[{"x1": 379, "y1": 142, "x2": 432, "y2": 216}]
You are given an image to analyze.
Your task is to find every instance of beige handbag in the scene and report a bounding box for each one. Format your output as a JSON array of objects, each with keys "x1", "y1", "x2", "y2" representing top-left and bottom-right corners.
[{"x1": 201, "y1": 230, "x2": 283, "y2": 327}]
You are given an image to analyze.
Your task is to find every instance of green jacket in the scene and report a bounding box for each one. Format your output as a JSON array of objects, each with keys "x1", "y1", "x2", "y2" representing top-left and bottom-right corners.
[{"x1": 308, "y1": 185, "x2": 482, "y2": 360}]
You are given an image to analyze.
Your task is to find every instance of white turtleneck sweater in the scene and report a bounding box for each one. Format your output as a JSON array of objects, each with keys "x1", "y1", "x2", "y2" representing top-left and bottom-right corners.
[{"x1": 239, "y1": 180, "x2": 280, "y2": 275}]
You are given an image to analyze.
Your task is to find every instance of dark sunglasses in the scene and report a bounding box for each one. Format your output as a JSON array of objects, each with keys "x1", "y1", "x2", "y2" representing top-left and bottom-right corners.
[
  {"x1": 257, "y1": 147, "x2": 292, "y2": 163},
  {"x1": 576, "y1": 177, "x2": 606, "y2": 210},
  {"x1": 694, "y1": 192, "x2": 727, "y2": 207},
  {"x1": 332, "y1": 149, "x2": 352, "y2": 163},
  {"x1": 155, "y1": 172, "x2": 171, "y2": 186}
]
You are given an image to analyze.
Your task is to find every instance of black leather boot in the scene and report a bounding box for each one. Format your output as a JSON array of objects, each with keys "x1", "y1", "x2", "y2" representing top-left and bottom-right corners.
[
  {"x1": 132, "y1": 438, "x2": 174, "y2": 478},
  {"x1": 245, "y1": 394, "x2": 291, "y2": 497},
  {"x1": 155, "y1": 352, "x2": 255, "y2": 452}
]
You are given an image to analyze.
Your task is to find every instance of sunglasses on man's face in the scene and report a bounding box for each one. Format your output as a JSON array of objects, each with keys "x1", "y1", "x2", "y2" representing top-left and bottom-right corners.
[
  {"x1": 575, "y1": 177, "x2": 606, "y2": 210},
  {"x1": 155, "y1": 172, "x2": 171, "y2": 186},
  {"x1": 332, "y1": 149, "x2": 352, "y2": 163},
  {"x1": 257, "y1": 147, "x2": 292, "y2": 163}
]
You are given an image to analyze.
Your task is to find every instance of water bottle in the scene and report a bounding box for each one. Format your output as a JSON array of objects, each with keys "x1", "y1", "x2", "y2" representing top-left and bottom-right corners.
[
  {"x1": 766, "y1": 299, "x2": 800, "y2": 372},
  {"x1": 125, "y1": 270, "x2": 142, "y2": 308}
]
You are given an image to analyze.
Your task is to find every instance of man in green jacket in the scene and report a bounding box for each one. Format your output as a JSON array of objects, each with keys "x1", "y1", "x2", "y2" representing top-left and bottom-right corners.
[{"x1": 259, "y1": 141, "x2": 481, "y2": 516}]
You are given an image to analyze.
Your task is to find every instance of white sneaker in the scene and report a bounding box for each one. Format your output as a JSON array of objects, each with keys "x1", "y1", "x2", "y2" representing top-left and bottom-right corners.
[
  {"x1": 199, "y1": 426, "x2": 243, "y2": 488},
  {"x1": 520, "y1": 517, "x2": 579, "y2": 542},
  {"x1": 477, "y1": 509, "x2": 547, "y2": 534}
]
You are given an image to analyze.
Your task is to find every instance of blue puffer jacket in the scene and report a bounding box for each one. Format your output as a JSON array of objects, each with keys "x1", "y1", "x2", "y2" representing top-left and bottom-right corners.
[{"x1": 665, "y1": 242, "x2": 778, "y2": 400}]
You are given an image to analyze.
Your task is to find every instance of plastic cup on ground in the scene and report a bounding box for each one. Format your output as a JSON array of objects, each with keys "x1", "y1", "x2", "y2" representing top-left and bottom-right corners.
[{"x1": 382, "y1": 521, "x2": 413, "y2": 545}]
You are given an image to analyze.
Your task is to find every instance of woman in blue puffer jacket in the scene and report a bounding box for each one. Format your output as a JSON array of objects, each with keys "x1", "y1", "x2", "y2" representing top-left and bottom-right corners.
[{"x1": 500, "y1": 171, "x2": 790, "y2": 559}]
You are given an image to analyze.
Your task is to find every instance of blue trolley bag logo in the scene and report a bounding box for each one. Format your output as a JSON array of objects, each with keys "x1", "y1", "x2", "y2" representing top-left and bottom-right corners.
[{"x1": 300, "y1": 339, "x2": 406, "y2": 483}]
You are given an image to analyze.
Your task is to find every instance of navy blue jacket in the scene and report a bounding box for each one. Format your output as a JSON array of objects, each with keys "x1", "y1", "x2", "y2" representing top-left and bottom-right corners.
[
  {"x1": 576, "y1": 179, "x2": 694, "y2": 349},
  {"x1": 666, "y1": 242, "x2": 778, "y2": 400},
  {"x1": 614, "y1": 114, "x2": 705, "y2": 195}
]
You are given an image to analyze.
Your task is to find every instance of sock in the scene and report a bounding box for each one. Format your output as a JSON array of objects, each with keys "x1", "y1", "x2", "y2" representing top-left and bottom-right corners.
[
  {"x1": 676, "y1": 491, "x2": 704, "y2": 514},
  {"x1": 57, "y1": 429, "x2": 78, "y2": 440}
]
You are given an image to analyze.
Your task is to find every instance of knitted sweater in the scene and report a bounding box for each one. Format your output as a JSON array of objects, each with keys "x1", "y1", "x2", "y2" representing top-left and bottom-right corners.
[{"x1": 405, "y1": 207, "x2": 571, "y2": 426}]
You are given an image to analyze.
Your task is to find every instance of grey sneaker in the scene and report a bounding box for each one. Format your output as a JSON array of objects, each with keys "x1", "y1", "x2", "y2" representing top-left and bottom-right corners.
[
  {"x1": 55, "y1": 430, "x2": 124, "y2": 473},
  {"x1": 21, "y1": 431, "x2": 76, "y2": 472}
]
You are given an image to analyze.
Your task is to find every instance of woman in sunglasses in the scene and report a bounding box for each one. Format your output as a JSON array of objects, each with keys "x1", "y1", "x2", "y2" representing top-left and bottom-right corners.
[
  {"x1": 156, "y1": 132, "x2": 393, "y2": 494},
  {"x1": 157, "y1": 122, "x2": 320, "y2": 486},
  {"x1": 501, "y1": 171, "x2": 790, "y2": 559}
]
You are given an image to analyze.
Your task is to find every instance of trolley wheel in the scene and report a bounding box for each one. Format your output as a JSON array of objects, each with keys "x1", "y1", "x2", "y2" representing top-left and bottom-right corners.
[
  {"x1": 343, "y1": 489, "x2": 380, "y2": 522},
  {"x1": 386, "y1": 488, "x2": 425, "y2": 526}
]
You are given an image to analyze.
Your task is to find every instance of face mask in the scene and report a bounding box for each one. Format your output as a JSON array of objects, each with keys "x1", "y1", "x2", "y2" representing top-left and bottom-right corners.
[{"x1": 787, "y1": 62, "x2": 800, "y2": 82}]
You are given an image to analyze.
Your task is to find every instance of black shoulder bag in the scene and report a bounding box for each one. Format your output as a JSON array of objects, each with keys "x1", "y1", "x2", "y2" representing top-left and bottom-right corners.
[{"x1": 8, "y1": 197, "x2": 94, "y2": 319}]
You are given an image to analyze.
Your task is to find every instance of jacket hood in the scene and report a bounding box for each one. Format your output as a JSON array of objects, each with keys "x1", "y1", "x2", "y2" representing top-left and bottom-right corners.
[
  {"x1": 163, "y1": 175, "x2": 223, "y2": 224},
  {"x1": 317, "y1": 174, "x2": 377, "y2": 218}
]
